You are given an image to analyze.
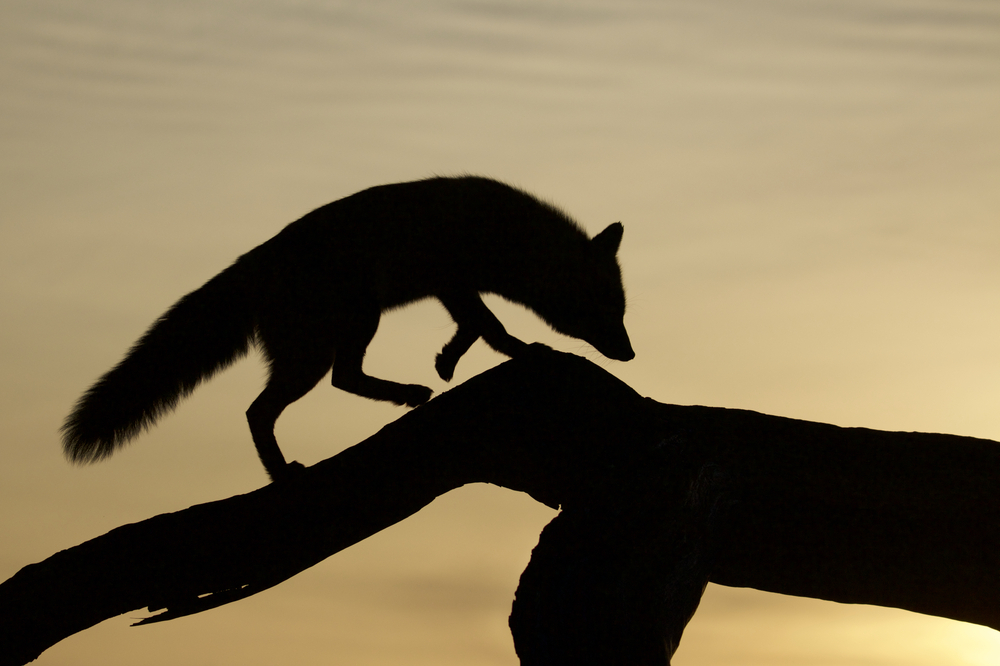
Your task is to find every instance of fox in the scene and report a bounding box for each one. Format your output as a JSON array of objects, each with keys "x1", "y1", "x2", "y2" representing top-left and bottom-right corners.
[{"x1": 62, "y1": 176, "x2": 634, "y2": 482}]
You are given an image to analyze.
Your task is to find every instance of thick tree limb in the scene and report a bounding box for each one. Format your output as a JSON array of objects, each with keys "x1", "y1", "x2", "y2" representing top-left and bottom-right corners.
[{"x1": 2, "y1": 348, "x2": 999, "y2": 665}]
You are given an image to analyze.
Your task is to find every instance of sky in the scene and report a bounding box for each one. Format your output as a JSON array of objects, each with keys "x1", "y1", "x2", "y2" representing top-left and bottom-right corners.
[{"x1": 2, "y1": 0, "x2": 999, "y2": 664}]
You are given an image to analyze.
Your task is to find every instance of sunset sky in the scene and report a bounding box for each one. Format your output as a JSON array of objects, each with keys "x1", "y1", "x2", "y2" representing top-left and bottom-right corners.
[{"x1": 2, "y1": 1, "x2": 999, "y2": 664}]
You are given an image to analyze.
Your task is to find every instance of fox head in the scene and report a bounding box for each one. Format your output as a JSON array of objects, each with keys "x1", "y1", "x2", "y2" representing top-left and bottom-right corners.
[{"x1": 530, "y1": 222, "x2": 635, "y2": 362}]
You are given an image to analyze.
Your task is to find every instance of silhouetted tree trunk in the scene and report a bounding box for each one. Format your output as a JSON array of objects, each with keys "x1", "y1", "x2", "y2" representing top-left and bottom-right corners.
[{"x1": 3, "y1": 348, "x2": 999, "y2": 665}]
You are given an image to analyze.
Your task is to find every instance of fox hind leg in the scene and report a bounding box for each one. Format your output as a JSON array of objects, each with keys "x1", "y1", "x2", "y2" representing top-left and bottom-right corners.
[
  {"x1": 248, "y1": 306, "x2": 338, "y2": 482},
  {"x1": 330, "y1": 302, "x2": 432, "y2": 407},
  {"x1": 247, "y1": 348, "x2": 332, "y2": 482},
  {"x1": 249, "y1": 298, "x2": 432, "y2": 483}
]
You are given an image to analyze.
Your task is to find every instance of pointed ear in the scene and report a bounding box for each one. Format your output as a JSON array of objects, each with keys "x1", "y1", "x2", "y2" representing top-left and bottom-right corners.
[{"x1": 592, "y1": 222, "x2": 623, "y2": 255}]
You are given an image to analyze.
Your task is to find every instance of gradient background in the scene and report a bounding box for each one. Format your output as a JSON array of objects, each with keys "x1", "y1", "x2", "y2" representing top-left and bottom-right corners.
[{"x1": 2, "y1": 1, "x2": 999, "y2": 664}]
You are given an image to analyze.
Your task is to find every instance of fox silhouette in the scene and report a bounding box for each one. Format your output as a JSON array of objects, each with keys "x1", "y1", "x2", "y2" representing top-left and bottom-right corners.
[{"x1": 62, "y1": 176, "x2": 634, "y2": 481}]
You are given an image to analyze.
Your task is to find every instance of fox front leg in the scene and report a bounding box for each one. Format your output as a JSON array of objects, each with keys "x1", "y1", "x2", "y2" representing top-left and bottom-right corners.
[
  {"x1": 436, "y1": 292, "x2": 529, "y2": 381},
  {"x1": 435, "y1": 326, "x2": 479, "y2": 382}
]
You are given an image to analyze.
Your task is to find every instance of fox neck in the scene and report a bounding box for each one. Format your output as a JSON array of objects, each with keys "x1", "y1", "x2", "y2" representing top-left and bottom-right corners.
[{"x1": 471, "y1": 245, "x2": 581, "y2": 329}]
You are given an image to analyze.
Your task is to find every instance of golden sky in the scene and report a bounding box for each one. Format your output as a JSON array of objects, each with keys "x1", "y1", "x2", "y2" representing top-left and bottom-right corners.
[{"x1": 2, "y1": 1, "x2": 999, "y2": 664}]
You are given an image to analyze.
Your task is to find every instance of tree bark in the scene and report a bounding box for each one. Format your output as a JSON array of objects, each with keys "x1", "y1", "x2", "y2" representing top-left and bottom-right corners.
[{"x1": 2, "y1": 348, "x2": 999, "y2": 665}]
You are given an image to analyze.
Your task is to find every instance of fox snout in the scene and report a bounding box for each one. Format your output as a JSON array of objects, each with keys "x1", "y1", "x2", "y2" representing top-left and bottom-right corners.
[
  {"x1": 605, "y1": 342, "x2": 635, "y2": 362},
  {"x1": 592, "y1": 330, "x2": 635, "y2": 362}
]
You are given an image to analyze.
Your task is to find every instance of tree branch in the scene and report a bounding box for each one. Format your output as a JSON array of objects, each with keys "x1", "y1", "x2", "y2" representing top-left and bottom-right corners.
[{"x1": 2, "y1": 348, "x2": 999, "y2": 665}]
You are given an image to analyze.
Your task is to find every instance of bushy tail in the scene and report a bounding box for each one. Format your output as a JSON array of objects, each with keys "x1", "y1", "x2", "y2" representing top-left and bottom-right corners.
[{"x1": 62, "y1": 259, "x2": 257, "y2": 463}]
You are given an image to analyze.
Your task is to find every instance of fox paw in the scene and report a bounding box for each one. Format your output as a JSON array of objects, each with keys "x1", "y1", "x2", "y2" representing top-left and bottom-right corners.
[
  {"x1": 269, "y1": 460, "x2": 306, "y2": 484},
  {"x1": 525, "y1": 342, "x2": 553, "y2": 355},
  {"x1": 435, "y1": 351, "x2": 458, "y2": 382},
  {"x1": 398, "y1": 384, "x2": 433, "y2": 408},
  {"x1": 501, "y1": 338, "x2": 533, "y2": 358}
]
